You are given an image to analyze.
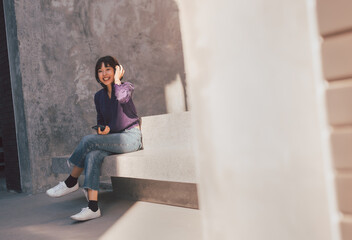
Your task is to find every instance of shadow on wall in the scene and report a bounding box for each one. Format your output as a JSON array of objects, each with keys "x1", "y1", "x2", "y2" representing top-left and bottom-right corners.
[
  {"x1": 108, "y1": 0, "x2": 189, "y2": 116},
  {"x1": 104, "y1": 0, "x2": 188, "y2": 116}
]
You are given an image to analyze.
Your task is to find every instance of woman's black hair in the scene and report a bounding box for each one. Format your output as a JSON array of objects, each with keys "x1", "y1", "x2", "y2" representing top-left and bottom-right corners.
[{"x1": 95, "y1": 56, "x2": 120, "y2": 89}]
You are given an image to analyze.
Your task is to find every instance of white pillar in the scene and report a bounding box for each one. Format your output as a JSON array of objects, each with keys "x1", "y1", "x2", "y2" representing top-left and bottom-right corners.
[{"x1": 178, "y1": 0, "x2": 334, "y2": 239}]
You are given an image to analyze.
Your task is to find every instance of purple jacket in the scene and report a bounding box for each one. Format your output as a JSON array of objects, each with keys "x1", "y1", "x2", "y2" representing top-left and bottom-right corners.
[{"x1": 94, "y1": 82, "x2": 139, "y2": 133}]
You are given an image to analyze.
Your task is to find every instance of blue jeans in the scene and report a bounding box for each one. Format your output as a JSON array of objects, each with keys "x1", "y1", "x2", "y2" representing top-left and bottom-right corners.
[{"x1": 68, "y1": 128, "x2": 142, "y2": 190}]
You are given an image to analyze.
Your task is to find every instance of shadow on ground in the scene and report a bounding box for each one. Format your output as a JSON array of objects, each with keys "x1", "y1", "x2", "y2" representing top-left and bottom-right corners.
[{"x1": 0, "y1": 190, "x2": 136, "y2": 240}]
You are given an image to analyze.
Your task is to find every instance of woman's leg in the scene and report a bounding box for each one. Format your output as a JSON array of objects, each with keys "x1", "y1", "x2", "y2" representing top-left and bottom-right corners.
[
  {"x1": 70, "y1": 150, "x2": 108, "y2": 221},
  {"x1": 57, "y1": 129, "x2": 142, "y2": 220},
  {"x1": 83, "y1": 150, "x2": 110, "y2": 191},
  {"x1": 71, "y1": 166, "x2": 84, "y2": 178},
  {"x1": 68, "y1": 134, "x2": 99, "y2": 168},
  {"x1": 99, "y1": 128, "x2": 142, "y2": 154},
  {"x1": 58, "y1": 135, "x2": 97, "y2": 191},
  {"x1": 81, "y1": 129, "x2": 142, "y2": 205},
  {"x1": 69, "y1": 129, "x2": 142, "y2": 169},
  {"x1": 88, "y1": 189, "x2": 98, "y2": 201},
  {"x1": 62, "y1": 166, "x2": 84, "y2": 189}
]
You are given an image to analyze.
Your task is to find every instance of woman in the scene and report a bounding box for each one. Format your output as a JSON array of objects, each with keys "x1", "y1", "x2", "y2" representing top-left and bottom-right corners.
[{"x1": 46, "y1": 56, "x2": 142, "y2": 221}]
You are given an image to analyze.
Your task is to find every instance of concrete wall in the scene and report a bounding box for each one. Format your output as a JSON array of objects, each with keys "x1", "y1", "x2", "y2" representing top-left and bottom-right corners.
[
  {"x1": 4, "y1": 0, "x2": 187, "y2": 192},
  {"x1": 178, "y1": 0, "x2": 335, "y2": 239}
]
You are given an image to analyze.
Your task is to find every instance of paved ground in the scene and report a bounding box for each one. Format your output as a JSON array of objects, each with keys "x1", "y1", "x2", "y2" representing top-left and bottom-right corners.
[{"x1": 0, "y1": 189, "x2": 202, "y2": 240}]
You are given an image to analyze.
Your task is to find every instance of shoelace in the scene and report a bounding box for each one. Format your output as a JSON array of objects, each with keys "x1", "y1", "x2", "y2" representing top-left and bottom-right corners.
[
  {"x1": 55, "y1": 182, "x2": 65, "y2": 190},
  {"x1": 79, "y1": 207, "x2": 89, "y2": 213}
]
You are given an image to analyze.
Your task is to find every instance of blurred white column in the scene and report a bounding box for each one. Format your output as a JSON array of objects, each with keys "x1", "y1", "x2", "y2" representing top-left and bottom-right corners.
[{"x1": 178, "y1": 0, "x2": 334, "y2": 239}]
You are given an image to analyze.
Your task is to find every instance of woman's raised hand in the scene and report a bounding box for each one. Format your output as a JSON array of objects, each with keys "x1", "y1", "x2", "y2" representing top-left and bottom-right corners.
[
  {"x1": 114, "y1": 65, "x2": 125, "y2": 85},
  {"x1": 98, "y1": 125, "x2": 110, "y2": 135}
]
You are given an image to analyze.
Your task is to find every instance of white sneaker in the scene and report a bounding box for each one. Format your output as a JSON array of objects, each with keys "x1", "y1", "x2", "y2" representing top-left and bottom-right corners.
[
  {"x1": 70, "y1": 207, "x2": 101, "y2": 221},
  {"x1": 46, "y1": 181, "x2": 79, "y2": 197}
]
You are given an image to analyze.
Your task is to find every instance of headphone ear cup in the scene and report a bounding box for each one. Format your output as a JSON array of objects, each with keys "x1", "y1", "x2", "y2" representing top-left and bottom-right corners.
[{"x1": 112, "y1": 56, "x2": 119, "y2": 66}]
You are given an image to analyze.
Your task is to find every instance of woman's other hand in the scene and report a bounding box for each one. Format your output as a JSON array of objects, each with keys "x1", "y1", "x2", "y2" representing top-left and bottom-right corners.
[
  {"x1": 98, "y1": 125, "x2": 110, "y2": 135},
  {"x1": 114, "y1": 65, "x2": 125, "y2": 85}
]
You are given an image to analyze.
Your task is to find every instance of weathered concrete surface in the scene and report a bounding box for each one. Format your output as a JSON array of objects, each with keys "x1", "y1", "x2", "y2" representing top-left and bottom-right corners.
[{"x1": 5, "y1": 0, "x2": 186, "y2": 192}]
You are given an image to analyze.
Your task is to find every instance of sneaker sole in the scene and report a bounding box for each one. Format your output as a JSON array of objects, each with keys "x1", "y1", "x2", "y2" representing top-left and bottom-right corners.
[
  {"x1": 71, "y1": 214, "x2": 101, "y2": 221},
  {"x1": 71, "y1": 212, "x2": 101, "y2": 221}
]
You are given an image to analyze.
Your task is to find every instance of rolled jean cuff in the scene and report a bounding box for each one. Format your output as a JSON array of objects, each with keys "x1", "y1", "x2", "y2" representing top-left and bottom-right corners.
[{"x1": 68, "y1": 158, "x2": 84, "y2": 169}]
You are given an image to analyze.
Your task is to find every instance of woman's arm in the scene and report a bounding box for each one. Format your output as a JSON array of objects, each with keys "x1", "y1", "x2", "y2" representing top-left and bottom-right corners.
[
  {"x1": 114, "y1": 64, "x2": 133, "y2": 103},
  {"x1": 115, "y1": 82, "x2": 134, "y2": 104},
  {"x1": 114, "y1": 65, "x2": 125, "y2": 85}
]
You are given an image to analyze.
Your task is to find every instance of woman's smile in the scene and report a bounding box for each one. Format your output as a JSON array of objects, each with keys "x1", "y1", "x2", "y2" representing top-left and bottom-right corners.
[{"x1": 98, "y1": 63, "x2": 115, "y2": 86}]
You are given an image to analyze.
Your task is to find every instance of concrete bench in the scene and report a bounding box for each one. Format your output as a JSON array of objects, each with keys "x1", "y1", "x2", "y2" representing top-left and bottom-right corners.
[{"x1": 51, "y1": 111, "x2": 198, "y2": 209}]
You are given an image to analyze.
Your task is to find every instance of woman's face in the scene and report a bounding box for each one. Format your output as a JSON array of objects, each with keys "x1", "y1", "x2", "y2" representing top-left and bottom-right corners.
[{"x1": 98, "y1": 63, "x2": 115, "y2": 86}]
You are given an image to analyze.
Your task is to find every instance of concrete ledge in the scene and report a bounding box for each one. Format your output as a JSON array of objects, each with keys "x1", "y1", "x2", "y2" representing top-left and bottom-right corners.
[
  {"x1": 112, "y1": 177, "x2": 199, "y2": 209},
  {"x1": 52, "y1": 147, "x2": 196, "y2": 183},
  {"x1": 102, "y1": 148, "x2": 196, "y2": 183}
]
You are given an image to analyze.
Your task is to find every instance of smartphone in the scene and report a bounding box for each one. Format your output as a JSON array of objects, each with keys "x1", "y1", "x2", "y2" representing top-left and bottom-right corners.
[{"x1": 92, "y1": 125, "x2": 106, "y2": 131}]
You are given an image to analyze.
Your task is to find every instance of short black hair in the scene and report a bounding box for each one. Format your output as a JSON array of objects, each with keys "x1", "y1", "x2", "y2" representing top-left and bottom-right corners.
[{"x1": 95, "y1": 56, "x2": 120, "y2": 89}]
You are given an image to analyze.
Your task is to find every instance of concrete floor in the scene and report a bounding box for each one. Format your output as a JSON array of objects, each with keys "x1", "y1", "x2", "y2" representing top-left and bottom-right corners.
[{"x1": 0, "y1": 189, "x2": 202, "y2": 240}]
